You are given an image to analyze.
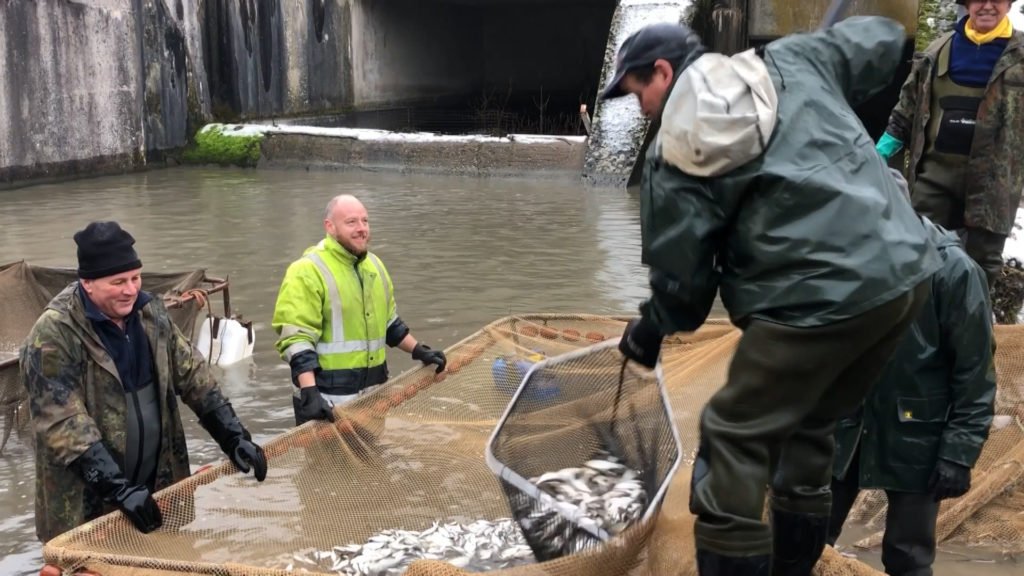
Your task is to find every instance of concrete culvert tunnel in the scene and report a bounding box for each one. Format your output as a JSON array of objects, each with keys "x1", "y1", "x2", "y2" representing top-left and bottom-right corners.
[{"x1": 295, "y1": 0, "x2": 617, "y2": 136}]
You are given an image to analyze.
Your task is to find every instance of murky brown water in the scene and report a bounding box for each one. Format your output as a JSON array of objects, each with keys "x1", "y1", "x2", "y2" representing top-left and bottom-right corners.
[
  {"x1": 0, "y1": 167, "x2": 1017, "y2": 574},
  {"x1": 0, "y1": 167, "x2": 651, "y2": 573}
]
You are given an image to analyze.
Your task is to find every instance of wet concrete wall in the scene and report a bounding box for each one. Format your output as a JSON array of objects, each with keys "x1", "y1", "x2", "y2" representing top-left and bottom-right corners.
[
  {"x1": 258, "y1": 130, "x2": 588, "y2": 179},
  {"x1": 202, "y1": 0, "x2": 490, "y2": 118},
  {"x1": 1, "y1": 0, "x2": 142, "y2": 185},
  {"x1": 0, "y1": 0, "x2": 208, "y2": 187},
  {"x1": 203, "y1": 0, "x2": 286, "y2": 119},
  {"x1": 748, "y1": 0, "x2": 919, "y2": 40},
  {"x1": 140, "y1": 0, "x2": 210, "y2": 153},
  {"x1": 203, "y1": 0, "x2": 356, "y2": 120},
  {"x1": 288, "y1": 0, "x2": 352, "y2": 112}
]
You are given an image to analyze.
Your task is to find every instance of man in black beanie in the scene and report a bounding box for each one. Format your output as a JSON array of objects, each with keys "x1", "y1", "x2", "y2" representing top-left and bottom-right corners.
[{"x1": 20, "y1": 221, "x2": 268, "y2": 542}]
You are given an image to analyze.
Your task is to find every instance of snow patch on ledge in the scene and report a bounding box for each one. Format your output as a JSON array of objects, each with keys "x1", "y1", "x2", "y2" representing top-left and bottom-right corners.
[
  {"x1": 201, "y1": 123, "x2": 587, "y2": 146},
  {"x1": 1003, "y1": 207, "x2": 1024, "y2": 261}
]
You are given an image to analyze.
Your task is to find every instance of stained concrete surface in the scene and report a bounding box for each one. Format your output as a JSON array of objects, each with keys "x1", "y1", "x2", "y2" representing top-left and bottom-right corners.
[{"x1": 257, "y1": 130, "x2": 587, "y2": 178}]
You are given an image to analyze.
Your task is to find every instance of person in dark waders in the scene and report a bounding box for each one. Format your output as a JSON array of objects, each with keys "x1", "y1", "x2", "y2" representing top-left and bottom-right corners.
[
  {"x1": 827, "y1": 171, "x2": 997, "y2": 576},
  {"x1": 603, "y1": 17, "x2": 941, "y2": 576},
  {"x1": 877, "y1": 0, "x2": 1024, "y2": 289}
]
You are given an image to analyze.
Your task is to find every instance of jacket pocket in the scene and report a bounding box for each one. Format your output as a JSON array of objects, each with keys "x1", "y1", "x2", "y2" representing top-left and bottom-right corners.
[
  {"x1": 934, "y1": 96, "x2": 981, "y2": 155},
  {"x1": 896, "y1": 396, "x2": 950, "y2": 424},
  {"x1": 890, "y1": 397, "x2": 948, "y2": 473}
]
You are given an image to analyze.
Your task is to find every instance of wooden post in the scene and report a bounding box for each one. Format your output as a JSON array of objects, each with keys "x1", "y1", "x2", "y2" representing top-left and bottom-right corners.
[
  {"x1": 713, "y1": 0, "x2": 749, "y2": 56},
  {"x1": 580, "y1": 104, "x2": 592, "y2": 137}
]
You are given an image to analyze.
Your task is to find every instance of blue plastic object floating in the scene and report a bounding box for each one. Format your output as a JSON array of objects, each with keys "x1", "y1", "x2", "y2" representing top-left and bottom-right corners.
[{"x1": 492, "y1": 352, "x2": 560, "y2": 402}]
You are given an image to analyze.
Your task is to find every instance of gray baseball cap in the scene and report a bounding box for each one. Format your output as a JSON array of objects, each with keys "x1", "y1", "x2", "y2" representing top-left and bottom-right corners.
[{"x1": 600, "y1": 23, "x2": 699, "y2": 100}]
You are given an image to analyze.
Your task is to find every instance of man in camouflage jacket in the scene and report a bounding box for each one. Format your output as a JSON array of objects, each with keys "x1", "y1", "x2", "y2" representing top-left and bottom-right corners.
[
  {"x1": 881, "y1": 0, "x2": 1024, "y2": 287},
  {"x1": 20, "y1": 221, "x2": 267, "y2": 542}
]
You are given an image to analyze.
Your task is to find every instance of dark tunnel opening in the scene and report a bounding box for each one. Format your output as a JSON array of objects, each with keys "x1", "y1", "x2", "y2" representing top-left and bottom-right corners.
[{"x1": 308, "y1": 0, "x2": 619, "y2": 136}]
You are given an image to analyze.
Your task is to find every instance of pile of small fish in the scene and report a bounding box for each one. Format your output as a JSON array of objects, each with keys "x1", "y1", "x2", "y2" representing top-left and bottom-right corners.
[
  {"x1": 281, "y1": 454, "x2": 648, "y2": 573},
  {"x1": 284, "y1": 518, "x2": 534, "y2": 575},
  {"x1": 522, "y1": 450, "x2": 648, "y2": 544}
]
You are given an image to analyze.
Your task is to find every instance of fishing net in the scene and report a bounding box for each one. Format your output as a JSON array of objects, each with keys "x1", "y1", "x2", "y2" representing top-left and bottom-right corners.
[
  {"x1": 37, "y1": 315, "x2": 1024, "y2": 576},
  {"x1": 486, "y1": 339, "x2": 681, "y2": 561},
  {"x1": 0, "y1": 261, "x2": 224, "y2": 454}
]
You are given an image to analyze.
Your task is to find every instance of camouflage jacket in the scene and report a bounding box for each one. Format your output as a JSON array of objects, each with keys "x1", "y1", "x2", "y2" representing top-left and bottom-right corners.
[
  {"x1": 19, "y1": 283, "x2": 228, "y2": 542},
  {"x1": 887, "y1": 29, "x2": 1024, "y2": 236}
]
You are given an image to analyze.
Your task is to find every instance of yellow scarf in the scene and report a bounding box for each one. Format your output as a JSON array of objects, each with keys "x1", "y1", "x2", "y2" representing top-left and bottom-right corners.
[{"x1": 965, "y1": 15, "x2": 1014, "y2": 45}]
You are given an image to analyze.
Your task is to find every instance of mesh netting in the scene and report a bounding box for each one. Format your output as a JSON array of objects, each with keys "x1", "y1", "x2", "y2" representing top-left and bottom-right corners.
[
  {"x1": 36, "y1": 315, "x2": 1024, "y2": 576},
  {"x1": 0, "y1": 261, "x2": 221, "y2": 454},
  {"x1": 486, "y1": 339, "x2": 681, "y2": 561}
]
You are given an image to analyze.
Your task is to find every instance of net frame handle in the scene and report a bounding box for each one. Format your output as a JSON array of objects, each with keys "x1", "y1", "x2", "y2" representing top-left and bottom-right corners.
[{"x1": 483, "y1": 338, "x2": 685, "y2": 541}]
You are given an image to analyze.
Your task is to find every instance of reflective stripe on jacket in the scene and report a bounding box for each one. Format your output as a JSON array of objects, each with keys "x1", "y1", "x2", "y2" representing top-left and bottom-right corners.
[{"x1": 273, "y1": 236, "x2": 398, "y2": 394}]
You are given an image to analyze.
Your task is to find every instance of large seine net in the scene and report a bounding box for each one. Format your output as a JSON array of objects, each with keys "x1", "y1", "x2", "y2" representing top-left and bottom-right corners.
[{"x1": 27, "y1": 314, "x2": 1024, "y2": 575}]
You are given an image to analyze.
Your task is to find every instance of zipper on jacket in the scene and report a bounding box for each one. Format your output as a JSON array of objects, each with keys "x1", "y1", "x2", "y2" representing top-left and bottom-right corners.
[
  {"x1": 125, "y1": 331, "x2": 145, "y2": 486},
  {"x1": 129, "y1": 390, "x2": 145, "y2": 484},
  {"x1": 354, "y1": 262, "x2": 370, "y2": 389}
]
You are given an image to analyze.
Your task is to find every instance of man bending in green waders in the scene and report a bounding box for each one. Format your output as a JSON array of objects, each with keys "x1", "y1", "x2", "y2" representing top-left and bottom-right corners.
[{"x1": 602, "y1": 17, "x2": 941, "y2": 576}]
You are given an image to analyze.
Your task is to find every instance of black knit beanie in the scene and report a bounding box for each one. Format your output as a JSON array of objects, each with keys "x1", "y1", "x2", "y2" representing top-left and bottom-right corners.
[{"x1": 74, "y1": 221, "x2": 143, "y2": 280}]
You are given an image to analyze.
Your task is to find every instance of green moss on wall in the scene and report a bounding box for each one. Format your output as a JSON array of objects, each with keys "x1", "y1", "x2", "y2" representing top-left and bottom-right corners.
[{"x1": 182, "y1": 125, "x2": 264, "y2": 168}]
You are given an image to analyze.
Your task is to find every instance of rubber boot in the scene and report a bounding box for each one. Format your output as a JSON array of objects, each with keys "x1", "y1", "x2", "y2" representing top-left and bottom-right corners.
[
  {"x1": 696, "y1": 549, "x2": 771, "y2": 576},
  {"x1": 771, "y1": 508, "x2": 829, "y2": 576}
]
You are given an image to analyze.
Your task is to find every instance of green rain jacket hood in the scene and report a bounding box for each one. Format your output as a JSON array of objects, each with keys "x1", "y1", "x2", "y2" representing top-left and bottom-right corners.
[{"x1": 638, "y1": 16, "x2": 942, "y2": 332}]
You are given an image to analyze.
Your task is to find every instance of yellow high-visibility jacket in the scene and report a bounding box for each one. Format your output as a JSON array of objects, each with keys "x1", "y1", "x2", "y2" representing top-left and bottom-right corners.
[{"x1": 273, "y1": 236, "x2": 403, "y2": 394}]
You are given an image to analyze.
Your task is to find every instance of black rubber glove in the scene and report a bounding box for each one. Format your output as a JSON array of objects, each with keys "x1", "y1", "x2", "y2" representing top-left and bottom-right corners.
[
  {"x1": 928, "y1": 458, "x2": 971, "y2": 502},
  {"x1": 294, "y1": 386, "x2": 337, "y2": 425},
  {"x1": 199, "y1": 403, "x2": 268, "y2": 482},
  {"x1": 412, "y1": 343, "x2": 447, "y2": 374},
  {"x1": 72, "y1": 441, "x2": 162, "y2": 534},
  {"x1": 618, "y1": 317, "x2": 663, "y2": 368}
]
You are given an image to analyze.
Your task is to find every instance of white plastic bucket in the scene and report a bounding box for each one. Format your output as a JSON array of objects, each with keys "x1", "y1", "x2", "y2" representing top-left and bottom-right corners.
[
  {"x1": 196, "y1": 316, "x2": 223, "y2": 363},
  {"x1": 195, "y1": 315, "x2": 255, "y2": 367},
  {"x1": 218, "y1": 318, "x2": 255, "y2": 366}
]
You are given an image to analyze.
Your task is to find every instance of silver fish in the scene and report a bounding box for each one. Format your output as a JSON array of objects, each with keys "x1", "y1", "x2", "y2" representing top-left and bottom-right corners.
[
  {"x1": 522, "y1": 450, "x2": 650, "y2": 557},
  {"x1": 281, "y1": 517, "x2": 535, "y2": 575}
]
